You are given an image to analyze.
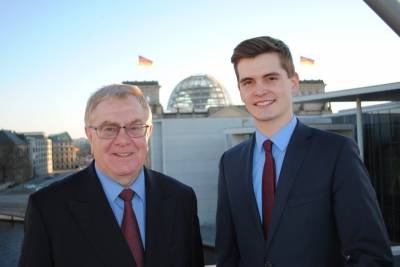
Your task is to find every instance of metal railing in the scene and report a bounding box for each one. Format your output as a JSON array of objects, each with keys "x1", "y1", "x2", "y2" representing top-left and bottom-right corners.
[{"x1": 0, "y1": 213, "x2": 24, "y2": 222}]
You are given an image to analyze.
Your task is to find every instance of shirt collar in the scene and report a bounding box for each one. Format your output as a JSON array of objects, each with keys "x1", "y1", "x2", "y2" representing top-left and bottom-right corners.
[
  {"x1": 95, "y1": 163, "x2": 146, "y2": 203},
  {"x1": 255, "y1": 116, "x2": 298, "y2": 153}
]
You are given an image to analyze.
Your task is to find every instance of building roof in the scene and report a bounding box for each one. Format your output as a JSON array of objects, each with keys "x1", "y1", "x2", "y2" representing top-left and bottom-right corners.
[
  {"x1": 123, "y1": 81, "x2": 159, "y2": 86},
  {"x1": 167, "y1": 74, "x2": 232, "y2": 111},
  {"x1": 300, "y1": 79, "x2": 325, "y2": 84},
  {"x1": 20, "y1": 132, "x2": 47, "y2": 139},
  {"x1": 208, "y1": 105, "x2": 250, "y2": 117},
  {"x1": 48, "y1": 132, "x2": 72, "y2": 143},
  {"x1": 321, "y1": 101, "x2": 400, "y2": 118},
  {"x1": 293, "y1": 82, "x2": 400, "y2": 103},
  {"x1": 0, "y1": 130, "x2": 26, "y2": 146}
]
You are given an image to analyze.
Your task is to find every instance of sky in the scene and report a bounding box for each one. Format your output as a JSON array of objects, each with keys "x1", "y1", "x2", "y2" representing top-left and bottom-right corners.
[{"x1": 1, "y1": 0, "x2": 399, "y2": 138}]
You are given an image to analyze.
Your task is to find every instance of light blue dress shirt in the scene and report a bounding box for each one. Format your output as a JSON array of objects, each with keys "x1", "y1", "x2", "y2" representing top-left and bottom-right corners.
[
  {"x1": 95, "y1": 164, "x2": 146, "y2": 248},
  {"x1": 252, "y1": 116, "x2": 297, "y2": 221}
]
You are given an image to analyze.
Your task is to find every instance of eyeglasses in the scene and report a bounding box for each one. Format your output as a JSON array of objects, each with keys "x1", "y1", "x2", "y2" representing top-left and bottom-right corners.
[{"x1": 89, "y1": 124, "x2": 150, "y2": 139}]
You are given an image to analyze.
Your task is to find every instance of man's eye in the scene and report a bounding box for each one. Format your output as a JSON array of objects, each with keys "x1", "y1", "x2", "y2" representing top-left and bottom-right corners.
[
  {"x1": 242, "y1": 80, "x2": 253, "y2": 86},
  {"x1": 103, "y1": 126, "x2": 118, "y2": 132},
  {"x1": 128, "y1": 126, "x2": 141, "y2": 131}
]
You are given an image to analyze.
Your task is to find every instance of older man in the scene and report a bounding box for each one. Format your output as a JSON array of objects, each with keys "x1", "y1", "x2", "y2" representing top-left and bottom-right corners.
[{"x1": 19, "y1": 84, "x2": 204, "y2": 267}]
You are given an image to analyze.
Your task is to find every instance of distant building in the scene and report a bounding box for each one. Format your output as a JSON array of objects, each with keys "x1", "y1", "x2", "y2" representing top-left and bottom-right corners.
[
  {"x1": 167, "y1": 74, "x2": 232, "y2": 112},
  {"x1": 49, "y1": 132, "x2": 77, "y2": 170},
  {"x1": 21, "y1": 132, "x2": 53, "y2": 176},
  {"x1": 293, "y1": 80, "x2": 332, "y2": 115},
  {"x1": 72, "y1": 138, "x2": 92, "y2": 168},
  {"x1": 0, "y1": 130, "x2": 33, "y2": 184},
  {"x1": 122, "y1": 81, "x2": 164, "y2": 117}
]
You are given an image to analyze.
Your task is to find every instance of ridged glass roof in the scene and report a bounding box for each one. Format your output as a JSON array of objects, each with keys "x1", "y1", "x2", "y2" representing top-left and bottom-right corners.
[{"x1": 167, "y1": 74, "x2": 231, "y2": 111}]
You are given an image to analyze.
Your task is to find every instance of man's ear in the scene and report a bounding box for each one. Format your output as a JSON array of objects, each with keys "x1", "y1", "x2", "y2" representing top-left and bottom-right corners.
[
  {"x1": 85, "y1": 127, "x2": 94, "y2": 156},
  {"x1": 146, "y1": 124, "x2": 153, "y2": 141},
  {"x1": 239, "y1": 84, "x2": 246, "y2": 104},
  {"x1": 85, "y1": 127, "x2": 93, "y2": 144},
  {"x1": 291, "y1": 72, "x2": 300, "y2": 93}
]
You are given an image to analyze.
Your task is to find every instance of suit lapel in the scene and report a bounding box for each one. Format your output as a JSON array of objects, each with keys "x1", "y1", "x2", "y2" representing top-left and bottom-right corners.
[
  {"x1": 230, "y1": 135, "x2": 265, "y2": 246},
  {"x1": 241, "y1": 136, "x2": 266, "y2": 244},
  {"x1": 266, "y1": 121, "x2": 312, "y2": 251},
  {"x1": 67, "y1": 163, "x2": 137, "y2": 267},
  {"x1": 144, "y1": 168, "x2": 176, "y2": 267}
]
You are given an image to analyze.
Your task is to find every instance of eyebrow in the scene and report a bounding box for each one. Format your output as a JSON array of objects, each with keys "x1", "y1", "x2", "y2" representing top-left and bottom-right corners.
[
  {"x1": 239, "y1": 72, "x2": 281, "y2": 84},
  {"x1": 239, "y1": 77, "x2": 253, "y2": 84},
  {"x1": 126, "y1": 119, "x2": 146, "y2": 125},
  {"x1": 98, "y1": 119, "x2": 145, "y2": 126},
  {"x1": 263, "y1": 72, "x2": 281, "y2": 78}
]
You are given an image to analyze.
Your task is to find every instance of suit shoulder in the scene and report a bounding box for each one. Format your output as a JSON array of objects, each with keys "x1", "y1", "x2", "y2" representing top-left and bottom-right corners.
[
  {"x1": 307, "y1": 125, "x2": 355, "y2": 147},
  {"x1": 29, "y1": 168, "x2": 87, "y2": 203},
  {"x1": 146, "y1": 168, "x2": 194, "y2": 195},
  {"x1": 222, "y1": 135, "x2": 253, "y2": 159}
]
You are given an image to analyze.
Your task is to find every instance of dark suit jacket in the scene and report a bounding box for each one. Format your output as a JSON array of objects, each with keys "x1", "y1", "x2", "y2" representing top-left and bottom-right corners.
[
  {"x1": 216, "y1": 121, "x2": 393, "y2": 267},
  {"x1": 19, "y1": 162, "x2": 204, "y2": 267}
]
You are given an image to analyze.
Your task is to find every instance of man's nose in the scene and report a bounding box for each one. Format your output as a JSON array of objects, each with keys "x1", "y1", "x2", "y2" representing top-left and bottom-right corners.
[
  {"x1": 114, "y1": 127, "x2": 132, "y2": 144},
  {"x1": 254, "y1": 81, "x2": 268, "y2": 95}
]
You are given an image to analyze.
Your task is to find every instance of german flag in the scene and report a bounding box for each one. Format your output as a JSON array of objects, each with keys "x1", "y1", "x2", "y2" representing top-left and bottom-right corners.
[
  {"x1": 300, "y1": 56, "x2": 315, "y2": 66},
  {"x1": 138, "y1": 55, "x2": 153, "y2": 66}
]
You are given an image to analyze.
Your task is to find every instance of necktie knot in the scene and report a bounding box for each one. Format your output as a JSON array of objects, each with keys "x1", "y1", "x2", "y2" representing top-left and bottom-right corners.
[
  {"x1": 263, "y1": 140, "x2": 273, "y2": 153},
  {"x1": 119, "y1": 189, "x2": 135, "y2": 202}
]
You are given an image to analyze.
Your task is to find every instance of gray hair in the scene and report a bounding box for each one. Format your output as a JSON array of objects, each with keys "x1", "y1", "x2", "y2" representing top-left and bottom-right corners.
[{"x1": 84, "y1": 84, "x2": 152, "y2": 126}]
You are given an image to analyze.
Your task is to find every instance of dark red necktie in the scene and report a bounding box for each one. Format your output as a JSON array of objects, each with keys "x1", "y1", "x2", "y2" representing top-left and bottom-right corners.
[
  {"x1": 119, "y1": 189, "x2": 144, "y2": 267},
  {"x1": 262, "y1": 140, "x2": 276, "y2": 240}
]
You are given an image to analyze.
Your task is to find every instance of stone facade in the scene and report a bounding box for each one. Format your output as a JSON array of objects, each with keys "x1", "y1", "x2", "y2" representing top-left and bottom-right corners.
[
  {"x1": 21, "y1": 132, "x2": 53, "y2": 176},
  {"x1": 293, "y1": 80, "x2": 332, "y2": 115},
  {"x1": 122, "y1": 81, "x2": 164, "y2": 117},
  {"x1": 49, "y1": 132, "x2": 77, "y2": 170},
  {"x1": 0, "y1": 130, "x2": 33, "y2": 184}
]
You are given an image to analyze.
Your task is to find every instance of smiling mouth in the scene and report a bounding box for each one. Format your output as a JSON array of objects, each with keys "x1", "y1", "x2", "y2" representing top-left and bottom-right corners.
[
  {"x1": 255, "y1": 100, "x2": 275, "y2": 106},
  {"x1": 112, "y1": 152, "x2": 134, "y2": 158}
]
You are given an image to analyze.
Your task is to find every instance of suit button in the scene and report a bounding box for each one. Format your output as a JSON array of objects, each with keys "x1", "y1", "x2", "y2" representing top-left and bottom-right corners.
[{"x1": 265, "y1": 261, "x2": 273, "y2": 267}]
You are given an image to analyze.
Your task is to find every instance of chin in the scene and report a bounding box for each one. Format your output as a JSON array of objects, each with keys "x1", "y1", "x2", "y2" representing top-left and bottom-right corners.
[
  {"x1": 254, "y1": 113, "x2": 276, "y2": 121},
  {"x1": 116, "y1": 166, "x2": 137, "y2": 176}
]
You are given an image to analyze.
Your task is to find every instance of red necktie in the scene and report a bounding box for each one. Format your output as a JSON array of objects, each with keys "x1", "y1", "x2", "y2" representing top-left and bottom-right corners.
[
  {"x1": 262, "y1": 140, "x2": 276, "y2": 240},
  {"x1": 119, "y1": 189, "x2": 144, "y2": 267}
]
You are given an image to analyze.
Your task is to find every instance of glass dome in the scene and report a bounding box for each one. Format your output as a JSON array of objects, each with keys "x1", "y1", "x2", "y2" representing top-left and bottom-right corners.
[{"x1": 167, "y1": 74, "x2": 232, "y2": 111}]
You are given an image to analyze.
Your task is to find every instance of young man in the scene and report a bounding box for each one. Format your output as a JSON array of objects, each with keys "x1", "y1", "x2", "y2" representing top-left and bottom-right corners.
[
  {"x1": 19, "y1": 84, "x2": 204, "y2": 267},
  {"x1": 215, "y1": 36, "x2": 393, "y2": 267}
]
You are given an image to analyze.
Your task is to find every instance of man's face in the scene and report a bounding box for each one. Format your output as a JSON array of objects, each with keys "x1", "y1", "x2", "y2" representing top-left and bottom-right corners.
[
  {"x1": 237, "y1": 52, "x2": 299, "y2": 133},
  {"x1": 85, "y1": 96, "x2": 152, "y2": 185}
]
